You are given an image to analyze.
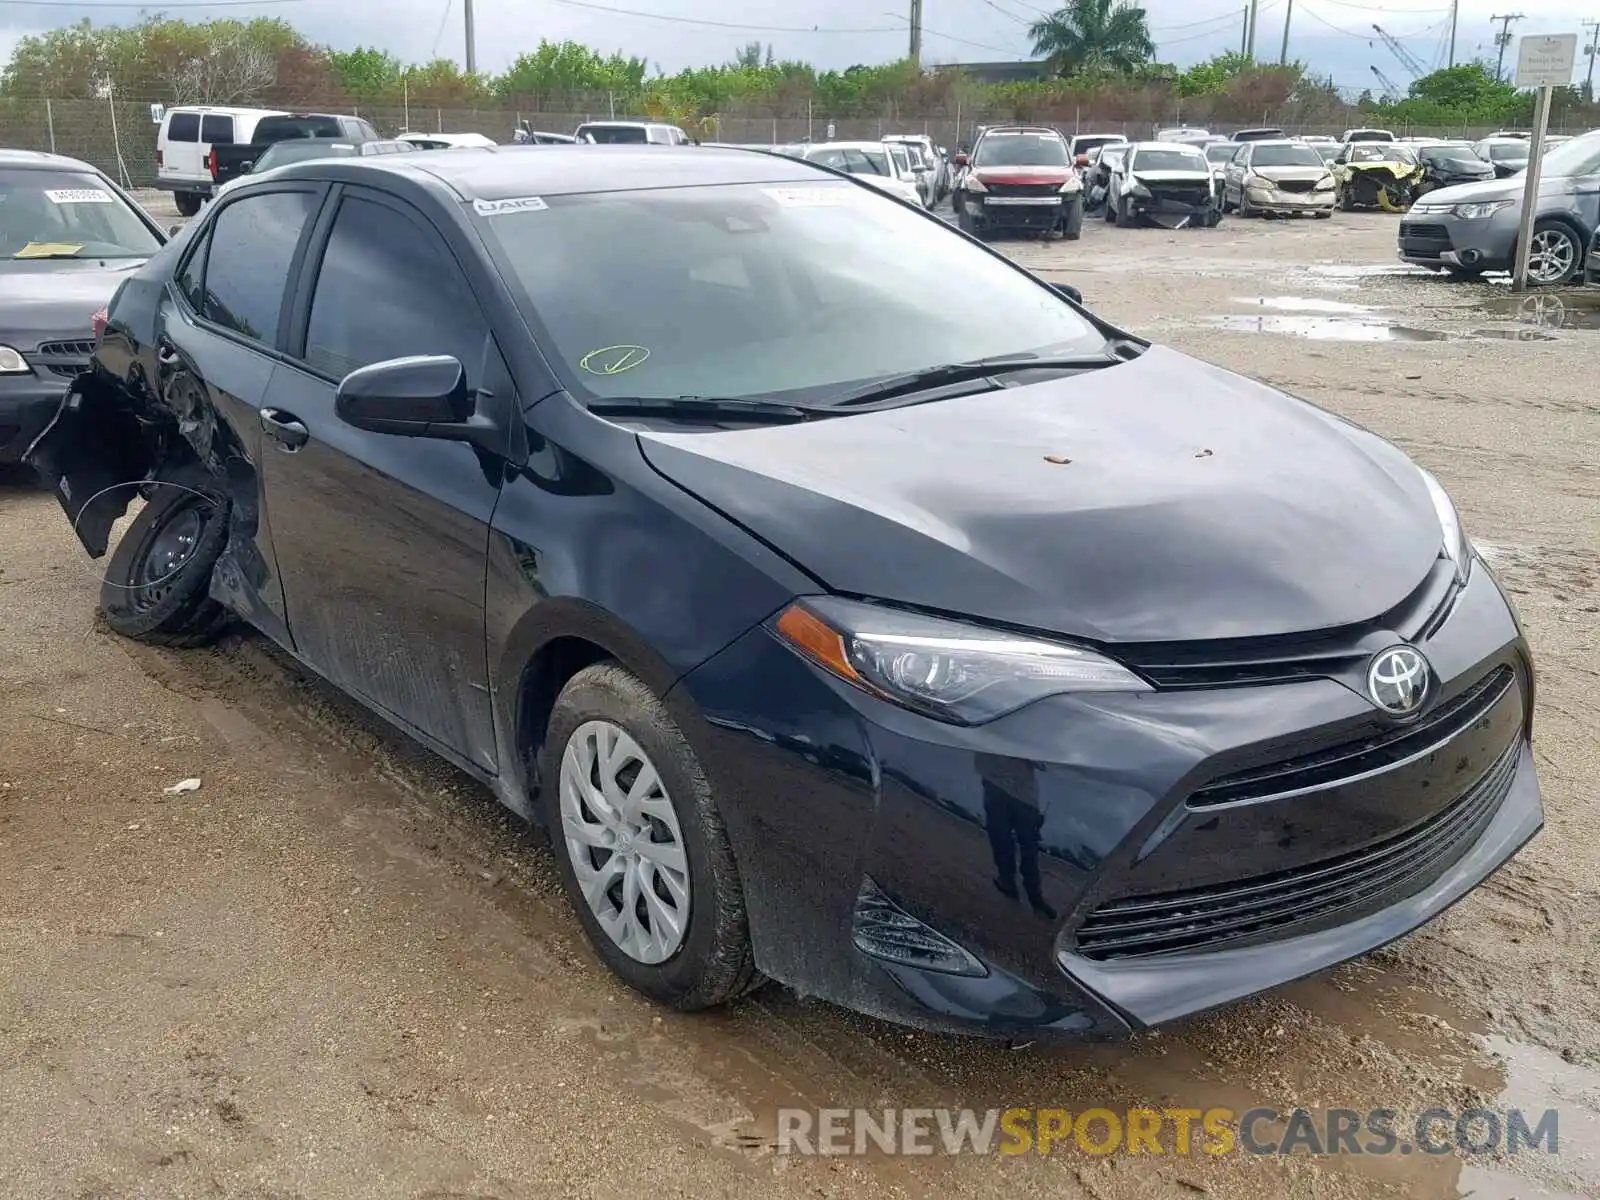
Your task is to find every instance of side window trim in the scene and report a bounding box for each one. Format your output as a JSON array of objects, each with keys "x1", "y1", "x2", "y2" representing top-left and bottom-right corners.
[
  {"x1": 172, "y1": 219, "x2": 212, "y2": 317},
  {"x1": 183, "y1": 184, "x2": 329, "y2": 354}
]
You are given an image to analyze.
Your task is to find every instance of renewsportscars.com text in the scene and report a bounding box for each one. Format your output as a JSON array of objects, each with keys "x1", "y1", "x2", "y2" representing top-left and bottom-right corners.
[{"x1": 776, "y1": 1106, "x2": 1561, "y2": 1158}]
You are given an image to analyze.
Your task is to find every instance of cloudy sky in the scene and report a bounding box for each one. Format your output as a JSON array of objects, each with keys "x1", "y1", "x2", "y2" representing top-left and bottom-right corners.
[{"x1": 0, "y1": 0, "x2": 1594, "y2": 96}]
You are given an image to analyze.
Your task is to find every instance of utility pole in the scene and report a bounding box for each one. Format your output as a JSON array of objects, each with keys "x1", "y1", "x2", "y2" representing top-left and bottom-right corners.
[
  {"x1": 1246, "y1": 0, "x2": 1259, "y2": 60},
  {"x1": 463, "y1": 0, "x2": 477, "y2": 75},
  {"x1": 1279, "y1": 0, "x2": 1294, "y2": 64},
  {"x1": 1491, "y1": 14, "x2": 1524, "y2": 82},
  {"x1": 1447, "y1": 0, "x2": 1459, "y2": 66},
  {"x1": 1584, "y1": 17, "x2": 1599, "y2": 94},
  {"x1": 1240, "y1": 5, "x2": 1249, "y2": 55},
  {"x1": 908, "y1": 0, "x2": 923, "y2": 68}
]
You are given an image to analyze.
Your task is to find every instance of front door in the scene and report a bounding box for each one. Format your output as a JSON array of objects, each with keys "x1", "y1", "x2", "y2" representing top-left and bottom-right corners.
[{"x1": 259, "y1": 186, "x2": 510, "y2": 770}]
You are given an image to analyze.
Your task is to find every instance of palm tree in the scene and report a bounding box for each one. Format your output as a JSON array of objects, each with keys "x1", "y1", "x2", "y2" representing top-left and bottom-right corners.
[{"x1": 1029, "y1": 0, "x2": 1157, "y2": 77}]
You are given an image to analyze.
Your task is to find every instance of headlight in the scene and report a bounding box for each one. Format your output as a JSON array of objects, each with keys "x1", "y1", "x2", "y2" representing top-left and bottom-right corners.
[
  {"x1": 965, "y1": 176, "x2": 987, "y2": 193},
  {"x1": 0, "y1": 345, "x2": 30, "y2": 375},
  {"x1": 1453, "y1": 200, "x2": 1513, "y2": 219},
  {"x1": 772, "y1": 597, "x2": 1152, "y2": 724},
  {"x1": 1058, "y1": 178, "x2": 1081, "y2": 194},
  {"x1": 1418, "y1": 468, "x2": 1470, "y2": 586},
  {"x1": 1126, "y1": 177, "x2": 1150, "y2": 197},
  {"x1": 1314, "y1": 174, "x2": 1336, "y2": 190}
]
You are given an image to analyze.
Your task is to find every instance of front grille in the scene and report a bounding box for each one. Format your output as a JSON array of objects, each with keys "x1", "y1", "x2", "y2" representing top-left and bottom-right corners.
[
  {"x1": 1400, "y1": 222, "x2": 1450, "y2": 242},
  {"x1": 1187, "y1": 665, "x2": 1514, "y2": 810},
  {"x1": 986, "y1": 182, "x2": 1062, "y2": 198},
  {"x1": 1148, "y1": 184, "x2": 1211, "y2": 205},
  {"x1": 1072, "y1": 738, "x2": 1520, "y2": 960},
  {"x1": 35, "y1": 339, "x2": 96, "y2": 358},
  {"x1": 1275, "y1": 179, "x2": 1317, "y2": 193}
]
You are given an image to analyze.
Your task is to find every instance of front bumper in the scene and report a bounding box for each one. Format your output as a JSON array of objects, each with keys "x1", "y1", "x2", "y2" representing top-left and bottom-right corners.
[
  {"x1": 1245, "y1": 185, "x2": 1336, "y2": 213},
  {"x1": 972, "y1": 195, "x2": 1074, "y2": 231},
  {"x1": 0, "y1": 374, "x2": 69, "y2": 464},
  {"x1": 1398, "y1": 210, "x2": 1520, "y2": 270},
  {"x1": 1123, "y1": 187, "x2": 1222, "y2": 228},
  {"x1": 673, "y1": 556, "x2": 1541, "y2": 1039}
]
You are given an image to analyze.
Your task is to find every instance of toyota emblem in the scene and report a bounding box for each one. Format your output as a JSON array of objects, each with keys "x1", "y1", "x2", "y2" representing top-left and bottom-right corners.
[{"x1": 1366, "y1": 646, "x2": 1431, "y2": 716}]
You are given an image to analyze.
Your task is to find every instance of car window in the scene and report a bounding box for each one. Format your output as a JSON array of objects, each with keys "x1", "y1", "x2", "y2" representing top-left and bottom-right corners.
[
  {"x1": 1131, "y1": 149, "x2": 1207, "y2": 172},
  {"x1": 973, "y1": 134, "x2": 1070, "y2": 167},
  {"x1": 1540, "y1": 133, "x2": 1600, "y2": 176},
  {"x1": 255, "y1": 115, "x2": 343, "y2": 141},
  {"x1": 0, "y1": 168, "x2": 163, "y2": 259},
  {"x1": 167, "y1": 113, "x2": 200, "y2": 143},
  {"x1": 479, "y1": 180, "x2": 1106, "y2": 405},
  {"x1": 1485, "y1": 142, "x2": 1526, "y2": 162},
  {"x1": 199, "y1": 190, "x2": 318, "y2": 343},
  {"x1": 1204, "y1": 144, "x2": 1236, "y2": 164},
  {"x1": 887, "y1": 144, "x2": 911, "y2": 175},
  {"x1": 1249, "y1": 144, "x2": 1324, "y2": 168},
  {"x1": 177, "y1": 223, "x2": 211, "y2": 312},
  {"x1": 200, "y1": 114, "x2": 234, "y2": 144},
  {"x1": 578, "y1": 124, "x2": 649, "y2": 144},
  {"x1": 303, "y1": 195, "x2": 487, "y2": 384}
]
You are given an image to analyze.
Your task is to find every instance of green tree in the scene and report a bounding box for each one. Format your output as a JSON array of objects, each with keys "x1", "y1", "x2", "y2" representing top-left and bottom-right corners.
[
  {"x1": 326, "y1": 46, "x2": 401, "y2": 100},
  {"x1": 1028, "y1": 0, "x2": 1156, "y2": 77}
]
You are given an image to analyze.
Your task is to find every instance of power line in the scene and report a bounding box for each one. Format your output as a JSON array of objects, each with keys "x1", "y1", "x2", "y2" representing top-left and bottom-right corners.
[
  {"x1": 549, "y1": 0, "x2": 901, "y2": 33},
  {"x1": 1152, "y1": 10, "x2": 1254, "y2": 32}
]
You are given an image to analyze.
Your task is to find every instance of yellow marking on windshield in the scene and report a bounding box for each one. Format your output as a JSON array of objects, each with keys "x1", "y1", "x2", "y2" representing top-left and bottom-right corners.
[
  {"x1": 15, "y1": 242, "x2": 85, "y2": 258},
  {"x1": 580, "y1": 345, "x2": 651, "y2": 375}
]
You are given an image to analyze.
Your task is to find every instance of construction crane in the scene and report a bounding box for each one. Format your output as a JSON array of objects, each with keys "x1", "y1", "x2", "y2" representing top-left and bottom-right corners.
[
  {"x1": 1371, "y1": 24, "x2": 1429, "y2": 78},
  {"x1": 1369, "y1": 64, "x2": 1404, "y2": 99}
]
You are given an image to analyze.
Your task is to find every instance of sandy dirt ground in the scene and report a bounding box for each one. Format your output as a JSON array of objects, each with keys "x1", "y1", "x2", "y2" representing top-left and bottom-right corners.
[{"x1": 0, "y1": 192, "x2": 1596, "y2": 1200}]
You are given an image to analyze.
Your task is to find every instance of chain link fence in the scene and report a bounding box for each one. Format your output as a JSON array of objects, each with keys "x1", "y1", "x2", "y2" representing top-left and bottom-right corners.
[{"x1": 1, "y1": 97, "x2": 1590, "y2": 188}]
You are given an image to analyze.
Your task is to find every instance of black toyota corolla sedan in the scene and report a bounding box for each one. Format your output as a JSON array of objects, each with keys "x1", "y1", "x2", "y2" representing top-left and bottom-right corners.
[
  {"x1": 26, "y1": 147, "x2": 1542, "y2": 1039},
  {"x1": 0, "y1": 149, "x2": 166, "y2": 466}
]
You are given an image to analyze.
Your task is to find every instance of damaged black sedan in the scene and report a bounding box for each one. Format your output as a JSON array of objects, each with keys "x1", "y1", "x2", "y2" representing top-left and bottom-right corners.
[{"x1": 26, "y1": 148, "x2": 1542, "y2": 1039}]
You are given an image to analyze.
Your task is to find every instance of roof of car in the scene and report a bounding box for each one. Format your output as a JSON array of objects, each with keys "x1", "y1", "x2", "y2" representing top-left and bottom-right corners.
[
  {"x1": 1129, "y1": 141, "x2": 1208, "y2": 153},
  {"x1": 0, "y1": 148, "x2": 98, "y2": 172},
  {"x1": 276, "y1": 144, "x2": 823, "y2": 199},
  {"x1": 1240, "y1": 139, "x2": 1320, "y2": 150}
]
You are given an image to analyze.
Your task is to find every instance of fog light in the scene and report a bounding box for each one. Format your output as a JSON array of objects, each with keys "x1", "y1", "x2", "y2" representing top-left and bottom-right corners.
[{"x1": 851, "y1": 877, "x2": 988, "y2": 977}]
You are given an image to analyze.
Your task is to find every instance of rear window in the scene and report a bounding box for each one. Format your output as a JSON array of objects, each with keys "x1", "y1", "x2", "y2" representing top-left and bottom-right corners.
[
  {"x1": 577, "y1": 124, "x2": 649, "y2": 144},
  {"x1": 167, "y1": 113, "x2": 199, "y2": 142},
  {"x1": 255, "y1": 115, "x2": 343, "y2": 142},
  {"x1": 200, "y1": 114, "x2": 235, "y2": 144}
]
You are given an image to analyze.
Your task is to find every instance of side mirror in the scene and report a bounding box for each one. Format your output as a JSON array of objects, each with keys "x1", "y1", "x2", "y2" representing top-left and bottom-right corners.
[
  {"x1": 335, "y1": 355, "x2": 493, "y2": 447},
  {"x1": 952, "y1": 152, "x2": 969, "y2": 167},
  {"x1": 1049, "y1": 282, "x2": 1083, "y2": 305}
]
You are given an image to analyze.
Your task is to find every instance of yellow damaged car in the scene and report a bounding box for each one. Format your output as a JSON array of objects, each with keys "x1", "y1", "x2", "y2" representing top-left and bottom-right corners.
[{"x1": 1332, "y1": 142, "x2": 1425, "y2": 212}]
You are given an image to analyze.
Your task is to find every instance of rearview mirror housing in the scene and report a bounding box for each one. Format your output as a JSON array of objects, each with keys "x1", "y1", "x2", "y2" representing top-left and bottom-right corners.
[
  {"x1": 1049, "y1": 282, "x2": 1083, "y2": 305},
  {"x1": 335, "y1": 355, "x2": 496, "y2": 449}
]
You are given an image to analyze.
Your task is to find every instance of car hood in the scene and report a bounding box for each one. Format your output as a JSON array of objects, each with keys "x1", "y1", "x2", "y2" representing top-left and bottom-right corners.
[
  {"x1": 859, "y1": 175, "x2": 918, "y2": 198},
  {"x1": 637, "y1": 346, "x2": 1444, "y2": 644},
  {"x1": 0, "y1": 260, "x2": 142, "y2": 341},
  {"x1": 1131, "y1": 169, "x2": 1212, "y2": 184},
  {"x1": 1253, "y1": 165, "x2": 1331, "y2": 182},
  {"x1": 1432, "y1": 157, "x2": 1496, "y2": 176},
  {"x1": 1420, "y1": 176, "x2": 1549, "y2": 205}
]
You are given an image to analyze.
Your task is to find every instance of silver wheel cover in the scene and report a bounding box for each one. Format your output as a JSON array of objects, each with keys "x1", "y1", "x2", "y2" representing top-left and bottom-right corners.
[
  {"x1": 1528, "y1": 228, "x2": 1575, "y2": 284},
  {"x1": 559, "y1": 720, "x2": 690, "y2": 964}
]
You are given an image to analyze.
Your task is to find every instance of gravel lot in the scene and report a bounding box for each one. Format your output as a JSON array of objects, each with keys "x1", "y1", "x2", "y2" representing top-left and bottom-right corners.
[{"x1": 1, "y1": 193, "x2": 1597, "y2": 1200}]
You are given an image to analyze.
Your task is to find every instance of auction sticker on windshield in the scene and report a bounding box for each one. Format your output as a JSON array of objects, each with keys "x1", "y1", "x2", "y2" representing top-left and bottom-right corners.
[
  {"x1": 45, "y1": 189, "x2": 113, "y2": 204},
  {"x1": 579, "y1": 345, "x2": 650, "y2": 375},
  {"x1": 763, "y1": 187, "x2": 858, "y2": 207},
  {"x1": 473, "y1": 196, "x2": 548, "y2": 216},
  {"x1": 15, "y1": 242, "x2": 86, "y2": 258}
]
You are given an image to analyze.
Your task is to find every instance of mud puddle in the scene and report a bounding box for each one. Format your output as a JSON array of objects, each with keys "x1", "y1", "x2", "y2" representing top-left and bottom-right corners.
[
  {"x1": 1471, "y1": 292, "x2": 1600, "y2": 333},
  {"x1": 1206, "y1": 312, "x2": 1557, "y2": 342}
]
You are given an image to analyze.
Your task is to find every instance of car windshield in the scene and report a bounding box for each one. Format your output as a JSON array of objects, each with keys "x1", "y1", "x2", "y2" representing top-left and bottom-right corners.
[
  {"x1": 579, "y1": 125, "x2": 649, "y2": 144},
  {"x1": 254, "y1": 140, "x2": 356, "y2": 170},
  {"x1": 481, "y1": 180, "x2": 1107, "y2": 404},
  {"x1": 857, "y1": 147, "x2": 888, "y2": 174},
  {"x1": 1423, "y1": 143, "x2": 1475, "y2": 160},
  {"x1": 1315, "y1": 144, "x2": 1340, "y2": 161},
  {"x1": 1484, "y1": 142, "x2": 1528, "y2": 162},
  {"x1": 1102, "y1": 146, "x2": 1128, "y2": 167},
  {"x1": 1205, "y1": 144, "x2": 1236, "y2": 163},
  {"x1": 1133, "y1": 149, "x2": 1207, "y2": 172},
  {"x1": 887, "y1": 144, "x2": 911, "y2": 174},
  {"x1": 973, "y1": 135, "x2": 1070, "y2": 167},
  {"x1": 1250, "y1": 144, "x2": 1324, "y2": 167},
  {"x1": 0, "y1": 169, "x2": 162, "y2": 260},
  {"x1": 1539, "y1": 133, "x2": 1600, "y2": 175},
  {"x1": 1346, "y1": 144, "x2": 1415, "y2": 164}
]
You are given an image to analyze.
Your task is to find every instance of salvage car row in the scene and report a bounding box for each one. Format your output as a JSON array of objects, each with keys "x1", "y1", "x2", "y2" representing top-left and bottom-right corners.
[{"x1": 2, "y1": 137, "x2": 1548, "y2": 1046}]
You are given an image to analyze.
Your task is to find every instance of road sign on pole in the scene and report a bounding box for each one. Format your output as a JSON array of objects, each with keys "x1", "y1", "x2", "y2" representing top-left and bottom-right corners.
[{"x1": 1513, "y1": 32, "x2": 1578, "y2": 86}]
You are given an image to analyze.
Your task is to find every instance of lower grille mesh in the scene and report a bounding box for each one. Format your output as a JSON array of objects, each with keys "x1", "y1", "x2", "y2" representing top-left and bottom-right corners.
[{"x1": 1071, "y1": 740, "x2": 1520, "y2": 961}]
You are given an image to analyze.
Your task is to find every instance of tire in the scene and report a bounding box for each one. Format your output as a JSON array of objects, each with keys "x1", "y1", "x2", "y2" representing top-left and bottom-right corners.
[
  {"x1": 1061, "y1": 195, "x2": 1083, "y2": 240},
  {"x1": 1118, "y1": 196, "x2": 1133, "y2": 226},
  {"x1": 99, "y1": 471, "x2": 232, "y2": 647},
  {"x1": 1524, "y1": 219, "x2": 1582, "y2": 287},
  {"x1": 1220, "y1": 186, "x2": 1235, "y2": 213},
  {"x1": 1104, "y1": 188, "x2": 1117, "y2": 222},
  {"x1": 1338, "y1": 187, "x2": 1355, "y2": 213},
  {"x1": 174, "y1": 191, "x2": 203, "y2": 218},
  {"x1": 1238, "y1": 189, "x2": 1255, "y2": 218},
  {"x1": 957, "y1": 206, "x2": 980, "y2": 237},
  {"x1": 1315, "y1": 211, "x2": 1333, "y2": 219},
  {"x1": 539, "y1": 662, "x2": 762, "y2": 1011}
]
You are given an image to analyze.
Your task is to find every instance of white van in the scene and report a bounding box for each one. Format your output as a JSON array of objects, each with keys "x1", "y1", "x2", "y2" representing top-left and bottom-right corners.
[{"x1": 156, "y1": 105, "x2": 284, "y2": 216}]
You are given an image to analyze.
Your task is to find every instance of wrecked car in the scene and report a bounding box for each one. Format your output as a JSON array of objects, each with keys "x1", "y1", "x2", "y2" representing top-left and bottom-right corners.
[
  {"x1": 1333, "y1": 142, "x2": 1424, "y2": 212},
  {"x1": 0, "y1": 149, "x2": 168, "y2": 466},
  {"x1": 951, "y1": 126, "x2": 1084, "y2": 241},
  {"x1": 1106, "y1": 141, "x2": 1223, "y2": 227},
  {"x1": 1220, "y1": 139, "x2": 1336, "y2": 218},
  {"x1": 26, "y1": 147, "x2": 1544, "y2": 1041}
]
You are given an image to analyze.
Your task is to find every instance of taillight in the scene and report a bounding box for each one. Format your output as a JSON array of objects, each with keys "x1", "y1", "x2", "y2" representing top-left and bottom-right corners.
[
  {"x1": 208, "y1": 147, "x2": 218, "y2": 178},
  {"x1": 156, "y1": 148, "x2": 164, "y2": 167},
  {"x1": 91, "y1": 308, "x2": 108, "y2": 341}
]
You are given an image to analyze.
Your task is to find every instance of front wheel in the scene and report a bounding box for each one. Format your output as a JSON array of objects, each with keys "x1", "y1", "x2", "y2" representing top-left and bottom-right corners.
[
  {"x1": 99, "y1": 473, "x2": 232, "y2": 646},
  {"x1": 1525, "y1": 219, "x2": 1582, "y2": 286},
  {"x1": 957, "y1": 206, "x2": 980, "y2": 237},
  {"x1": 540, "y1": 663, "x2": 763, "y2": 1010},
  {"x1": 1061, "y1": 195, "x2": 1083, "y2": 240}
]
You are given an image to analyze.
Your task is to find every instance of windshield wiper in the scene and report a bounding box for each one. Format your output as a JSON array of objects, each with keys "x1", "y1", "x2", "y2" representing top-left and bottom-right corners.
[
  {"x1": 586, "y1": 395, "x2": 838, "y2": 424},
  {"x1": 831, "y1": 350, "x2": 1132, "y2": 408}
]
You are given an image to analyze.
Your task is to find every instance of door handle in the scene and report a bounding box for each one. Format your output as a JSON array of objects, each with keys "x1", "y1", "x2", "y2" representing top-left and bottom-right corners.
[{"x1": 259, "y1": 407, "x2": 310, "y2": 451}]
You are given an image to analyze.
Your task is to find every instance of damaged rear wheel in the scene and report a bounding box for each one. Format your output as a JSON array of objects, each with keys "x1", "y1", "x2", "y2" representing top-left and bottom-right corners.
[{"x1": 100, "y1": 475, "x2": 232, "y2": 647}]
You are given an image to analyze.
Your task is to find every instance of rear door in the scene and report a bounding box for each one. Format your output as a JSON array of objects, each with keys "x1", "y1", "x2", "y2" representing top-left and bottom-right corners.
[
  {"x1": 154, "y1": 184, "x2": 324, "y2": 644},
  {"x1": 198, "y1": 111, "x2": 237, "y2": 170},
  {"x1": 161, "y1": 111, "x2": 202, "y2": 183},
  {"x1": 258, "y1": 186, "x2": 512, "y2": 769}
]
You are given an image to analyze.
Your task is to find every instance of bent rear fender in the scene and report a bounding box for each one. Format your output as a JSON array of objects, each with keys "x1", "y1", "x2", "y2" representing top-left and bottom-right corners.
[{"x1": 23, "y1": 369, "x2": 164, "y2": 558}]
